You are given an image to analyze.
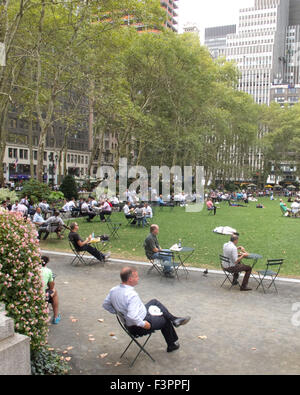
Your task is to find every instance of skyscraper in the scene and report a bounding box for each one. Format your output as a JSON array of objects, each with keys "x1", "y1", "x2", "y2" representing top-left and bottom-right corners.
[
  {"x1": 160, "y1": 0, "x2": 179, "y2": 32},
  {"x1": 204, "y1": 25, "x2": 236, "y2": 59},
  {"x1": 225, "y1": 0, "x2": 290, "y2": 105}
]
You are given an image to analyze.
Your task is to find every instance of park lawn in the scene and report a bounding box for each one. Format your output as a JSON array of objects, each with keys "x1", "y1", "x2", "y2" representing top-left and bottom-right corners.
[{"x1": 40, "y1": 197, "x2": 300, "y2": 278}]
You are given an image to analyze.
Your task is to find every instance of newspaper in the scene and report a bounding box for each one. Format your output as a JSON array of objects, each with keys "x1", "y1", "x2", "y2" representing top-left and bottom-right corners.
[{"x1": 169, "y1": 243, "x2": 182, "y2": 252}]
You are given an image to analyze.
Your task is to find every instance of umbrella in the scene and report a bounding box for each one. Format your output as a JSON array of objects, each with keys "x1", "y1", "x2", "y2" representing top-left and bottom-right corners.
[
  {"x1": 213, "y1": 226, "x2": 238, "y2": 235},
  {"x1": 274, "y1": 184, "x2": 282, "y2": 188},
  {"x1": 247, "y1": 183, "x2": 257, "y2": 188},
  {"x1": 287, "y1": 185, "x2": 296, "y2": 189},
  {"x1": 265, "y1": 185, "x2": 273, "y2": 188}
]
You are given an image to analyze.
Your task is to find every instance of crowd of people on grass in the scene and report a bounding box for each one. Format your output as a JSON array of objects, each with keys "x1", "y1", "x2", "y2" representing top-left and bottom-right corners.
[
  {"x1": 280, "y1": 197, "x2": 300, "y2": 217},
  {"x1": 0, "y1": 182, "x2": 295, "y2": 342}
]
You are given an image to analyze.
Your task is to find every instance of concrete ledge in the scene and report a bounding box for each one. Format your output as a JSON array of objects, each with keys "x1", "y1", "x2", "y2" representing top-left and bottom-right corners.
[
  {"x1": 0, "y1": 333, "x2": 31, "y2": 375},
  {"x1": 0, "y1": 315, "x2": 14, "y2": 342}
]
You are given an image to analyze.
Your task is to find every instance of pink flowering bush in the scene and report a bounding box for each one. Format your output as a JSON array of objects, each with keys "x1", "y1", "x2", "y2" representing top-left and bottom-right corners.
[{"x1": 0, "y1": 209, "x2": 49, "y2": 351}]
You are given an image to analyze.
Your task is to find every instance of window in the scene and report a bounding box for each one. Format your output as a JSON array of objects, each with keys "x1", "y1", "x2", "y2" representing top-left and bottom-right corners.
[
  {"x1": 33, "y1": 151, "x2": 38, "y2": 160},
  {"x1": 10, "y1": 119, "x2": 17, "y2": 128}
]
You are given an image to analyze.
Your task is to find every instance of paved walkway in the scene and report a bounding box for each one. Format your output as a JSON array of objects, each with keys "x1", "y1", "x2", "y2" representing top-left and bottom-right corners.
[{"x1": 46, "y1": 253, "x2": 300, "y2": 375}]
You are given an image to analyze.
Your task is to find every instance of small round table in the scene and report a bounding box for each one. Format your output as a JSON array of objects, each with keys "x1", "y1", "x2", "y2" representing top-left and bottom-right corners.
[{"x1": 245, "y1": 253, "x2": 263, "y2": 283}]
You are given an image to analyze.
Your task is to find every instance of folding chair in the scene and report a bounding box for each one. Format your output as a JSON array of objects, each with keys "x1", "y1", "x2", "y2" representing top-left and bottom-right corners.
[
  {"x1": 256, "y1": 259, "x2": 284, "y2": 293},
  {"x1": 115, "y1": 311, "x2": 155, "y2": 367},
  {"x1": 125, "y1": 216, "x2": 136, "y2": 226},
  {"x1": 207, "y1": 208, "x2": 214, "y2": 215},
  {"x1": 219, "y1": 255, "x2": 240, "y2": 289},
  {"x1": 147, "y1": 258, "x2": 164, "y2": 276},
  {"x1": 147, "y1": 252, "x2": 179, "y2": 279},
  {"x1": 68, "y1": 241, "x2": 95, "y2": 266},
  {"x1": 106, "y1": 221, "x2": 122, "y2": 239}
]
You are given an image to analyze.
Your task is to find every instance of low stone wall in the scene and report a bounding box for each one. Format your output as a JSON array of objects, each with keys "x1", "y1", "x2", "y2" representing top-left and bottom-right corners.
[{"x1": 0, "y1": 304, "x2": 31, "y2": 375}]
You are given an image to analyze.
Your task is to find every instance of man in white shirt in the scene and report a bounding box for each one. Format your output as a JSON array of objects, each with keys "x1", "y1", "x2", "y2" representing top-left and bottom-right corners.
[
  {"x1": 103, "y1": 267, "x2": 191, "y2": 352},
  {"x1": 33, "y1": 207, "x2": 45, "y2": 226},
  {"x1": 222, "y1": 235, "x2": 252, "y2": 291},
  {"x1": 123, "y1": 201, "x2": 136, "y2": 224},
  {"x1": 143, "y1": 202, "x2": 152, "y2": 225},
  {"x1": 11, "y1": 200, "x2": 28, "y2": 216},
  {"x1": 38, "y1": 211, "x2": 70, "y2": 240},
  {"x1": 99, "y1": 200, "x2": 112, "y2": 221},
  {"x1": 291, "y1": 200, "x2": 300, "y2": 216},
  {"x1": 81, "y1": 199, "x2": 96, "y2": 222}
]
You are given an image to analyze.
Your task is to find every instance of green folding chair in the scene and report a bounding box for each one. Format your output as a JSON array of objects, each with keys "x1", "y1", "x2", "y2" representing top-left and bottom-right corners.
[{"x1": 256, "y1": 259, "x2": 284, "y2": 293}]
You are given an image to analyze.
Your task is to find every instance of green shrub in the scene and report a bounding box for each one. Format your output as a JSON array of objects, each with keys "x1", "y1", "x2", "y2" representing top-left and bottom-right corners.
[
  {"x1": 31, "y1": 346, "x2": 70, "y2": 375},
  {"x1": 0, "y1": 188, "x2": 18, "y2": 202},
  {"x1": 22, "y1": 179, "x2": 51, "y2": 203},
  {"x1": 49, "y1": 191, "x2": 65, "y2": 203},
  {"x1": 59, "y1": 175, "x2": 78, "y2": 200}
]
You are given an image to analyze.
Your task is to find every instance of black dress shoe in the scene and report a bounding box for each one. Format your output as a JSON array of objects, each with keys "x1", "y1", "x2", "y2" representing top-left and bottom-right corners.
[
  {"x1": 172, "y1": 316, "x2": 191, "y2": 328},
  {"x1": 164, "y1": 271, "x2": 175, "y2": 278},
  {"x1": 232, "y1": 280, "x2": 239, "y2": 285},
  {"x1": 240, "y1": 287, "x2": 252, "y2": 291},
  {"x1": 167, "y1": 343, "x2": 180, "y2": 353}
]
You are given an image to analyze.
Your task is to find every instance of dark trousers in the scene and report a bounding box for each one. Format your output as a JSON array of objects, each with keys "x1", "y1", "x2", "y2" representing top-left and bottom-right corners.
[
  {"x1": 100, "y1": 210, "x2": 111, "y2": 221},
  {"x1": 225, "y1": 263, "x2": 252, "y2": 288},
  {"x1": 38, "y1": 226, "x2": 61, "y2": 240},
  {"x1": 128, "y1": 299, "x2": 178, "y2": 347},
  {"x1": 126, "y1": 214, "x2": 136, "y2": 224},
  {"x1": 79, "y1": 244, "x2": 105, "y2": 261}
]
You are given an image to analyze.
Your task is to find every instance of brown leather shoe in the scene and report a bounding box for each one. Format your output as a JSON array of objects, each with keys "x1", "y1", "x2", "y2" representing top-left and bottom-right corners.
[{"x1": 240, "y1": 287, "x2": 252, "y2": 291}]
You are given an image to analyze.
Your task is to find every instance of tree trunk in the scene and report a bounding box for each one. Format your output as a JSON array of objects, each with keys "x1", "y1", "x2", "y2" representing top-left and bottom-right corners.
[{"x1": 28, "y1": 114, "x2": 34, "y2": 179}]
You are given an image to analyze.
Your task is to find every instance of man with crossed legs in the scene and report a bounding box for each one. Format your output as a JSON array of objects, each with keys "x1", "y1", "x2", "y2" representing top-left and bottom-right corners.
[{"x1": 103, "y1": 266, "x2": 191, "y2": 352}]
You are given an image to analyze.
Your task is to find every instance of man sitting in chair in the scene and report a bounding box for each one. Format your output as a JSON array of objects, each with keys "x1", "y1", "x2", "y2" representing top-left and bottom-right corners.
[
  {"x1": 279, "y1": 199, "x2": 291, "y2": 217},
  {"x1": 144, "y1": 224, "x2": 174, "y2": 277},
  {"x1": 37, "y1": 211, "x2": 70, "y2": 240},
  {"x1": 103, "y1": 266, "x2": 191, "y2": 353},
  {"x1": 68, "y1": 222, "x2": 110, "y2": 262},
  {"x1": 206, "y1": 198, "x2": 217, "y2": 215},
  {"x1": 123, "y1": 201, "x2": 136, "y2": 224},
  {"x1": 222, "y1": 234, "x2": 252, "y2": 291}
]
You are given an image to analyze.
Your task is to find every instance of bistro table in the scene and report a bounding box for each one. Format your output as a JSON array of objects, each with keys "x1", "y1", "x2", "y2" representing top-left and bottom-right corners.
[
  {"x1": 170, "y1": 246, "x2": 194, "y2": 278},
  {"x1": 89, "y1": 237, "x2": 108, "y2": 252},
  {"x1": 244, "y1": 253, "x2": 263, "y2": 284}
]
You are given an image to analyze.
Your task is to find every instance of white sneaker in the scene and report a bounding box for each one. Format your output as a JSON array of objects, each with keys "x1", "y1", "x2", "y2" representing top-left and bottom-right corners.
[{"x1": 104, "y1": 252, "x2": 111, "y2": 261}]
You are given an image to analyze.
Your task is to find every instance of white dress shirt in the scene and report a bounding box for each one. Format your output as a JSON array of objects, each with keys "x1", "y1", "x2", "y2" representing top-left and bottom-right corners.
[
  {"x1": 222, "y1": 241, "x2": 238, "y2": 268},
  {"x1": 81, "y1": 202, "x2": 90, "y2": 213},
  {"x1": 123, "y1": 204, "x2": 130, "y2": 215},
  {"x1": 103, "y1": 284, "x2": 147, "y2": 328},
  {"x1": 33, "y1": 212, "x2": 45, "y2": 224}
]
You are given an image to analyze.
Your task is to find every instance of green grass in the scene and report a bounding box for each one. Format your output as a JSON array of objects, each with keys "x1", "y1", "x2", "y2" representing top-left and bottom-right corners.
[{"x1": 41, "y1": 198, "x2": 300, "y2": 278}]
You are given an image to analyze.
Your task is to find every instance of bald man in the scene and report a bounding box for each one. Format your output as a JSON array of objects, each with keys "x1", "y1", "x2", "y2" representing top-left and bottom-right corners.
[
  {"x1": 103, "y1": 266, "x2": 191, "y2": 353},
  {"x1": 144, "y1": 224, "x2": 174, "y2": 277}
]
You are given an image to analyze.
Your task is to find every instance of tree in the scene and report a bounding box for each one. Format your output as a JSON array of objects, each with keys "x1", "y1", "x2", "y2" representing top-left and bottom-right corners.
[{"x1": 59, "y1": 174, "x2": 78, "y2": 200}]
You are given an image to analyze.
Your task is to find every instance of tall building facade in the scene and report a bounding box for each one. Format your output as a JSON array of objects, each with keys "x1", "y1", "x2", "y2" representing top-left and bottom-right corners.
[
  {"x1": 204, "y1": 0, "x2": 300, "y2": 181},
  {"x1": 205, "y1": 25, "x2": 236, "y2": 59},
  {"x1": 225, "y1": 0, "x2": 291, "y2": 105},
  {"x1": 160, "y1": 0, "x2": 179, "y2": 32}
]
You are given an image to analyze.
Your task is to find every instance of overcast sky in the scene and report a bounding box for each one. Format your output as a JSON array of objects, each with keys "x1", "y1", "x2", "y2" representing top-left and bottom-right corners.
[{"x1": 177, "y1": 0, "x2": 255, "y2": 42}]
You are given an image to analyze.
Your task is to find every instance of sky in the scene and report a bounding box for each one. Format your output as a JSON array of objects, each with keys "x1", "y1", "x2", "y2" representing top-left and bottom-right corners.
[{"x1": 177, "y1": 0, "x2": 254, "y2": 42}]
